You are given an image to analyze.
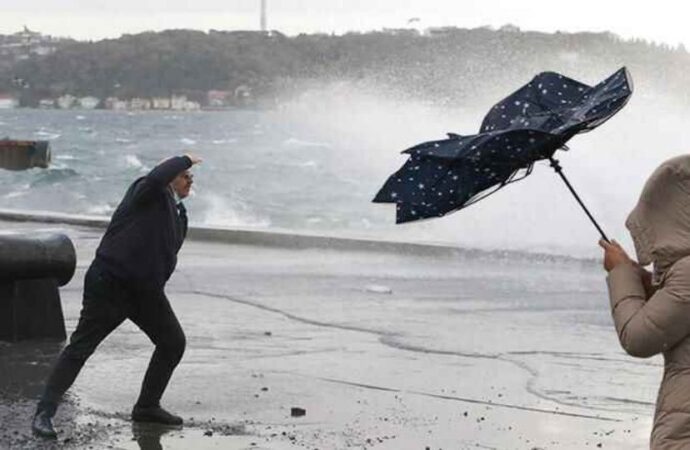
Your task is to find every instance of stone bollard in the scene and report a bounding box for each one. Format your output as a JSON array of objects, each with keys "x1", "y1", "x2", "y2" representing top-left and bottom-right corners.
[
  {"x1": 0, "y1": 232, "x2": 76, "y2": 341},
  {"x1": 0, "y1": 139, "x2": 51, "y2": 170}
]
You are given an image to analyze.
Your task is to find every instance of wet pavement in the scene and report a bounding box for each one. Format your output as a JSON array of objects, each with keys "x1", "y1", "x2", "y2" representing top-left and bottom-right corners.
[{"x1": 0, "y1": 220, "x2": 656, "y2": 449}]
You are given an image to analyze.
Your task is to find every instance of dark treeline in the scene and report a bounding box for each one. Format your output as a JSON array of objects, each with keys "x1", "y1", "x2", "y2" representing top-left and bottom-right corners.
[{"x1": 1, "y1": 26, "x2": 688, "y2": 107}]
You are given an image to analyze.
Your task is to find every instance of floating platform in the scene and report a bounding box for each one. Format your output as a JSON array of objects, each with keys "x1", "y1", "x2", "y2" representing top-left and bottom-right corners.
[{"x1": 0, "y1": 139, "x2": 51, "y2": 170}]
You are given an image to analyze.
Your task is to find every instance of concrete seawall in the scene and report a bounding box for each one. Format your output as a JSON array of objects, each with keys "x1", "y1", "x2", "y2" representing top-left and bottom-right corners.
[{"x1": 0, "y1": 208, "x2": 595, "y2": 264}]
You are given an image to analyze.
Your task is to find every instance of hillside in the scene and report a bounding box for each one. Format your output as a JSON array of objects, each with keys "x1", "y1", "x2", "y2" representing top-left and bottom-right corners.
[{"x1": 1, "y1": 27, "x2": 688, "y2": 107}]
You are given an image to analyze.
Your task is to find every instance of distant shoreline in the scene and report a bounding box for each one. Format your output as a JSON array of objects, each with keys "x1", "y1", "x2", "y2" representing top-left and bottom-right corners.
[
  {"x1": 3, "y1": 26, "x2": 690, "y2": 111},
  {"x1": 0, "y1": 106, "x2": 261, "y2": 113}
]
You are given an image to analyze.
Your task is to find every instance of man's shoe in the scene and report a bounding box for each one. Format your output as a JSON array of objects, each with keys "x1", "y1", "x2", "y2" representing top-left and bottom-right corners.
[
  {"x1": 31, "y1": 410, "x2": 57, "y2": 439},
  {"x1": 131, "y1": 405, "x2": 183, "y2": 426}
]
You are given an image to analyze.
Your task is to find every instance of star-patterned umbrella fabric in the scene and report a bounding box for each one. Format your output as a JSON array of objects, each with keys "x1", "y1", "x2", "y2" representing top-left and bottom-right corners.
[{"x1": 373, "y1": 67, "x2": 633, "y2": 223}]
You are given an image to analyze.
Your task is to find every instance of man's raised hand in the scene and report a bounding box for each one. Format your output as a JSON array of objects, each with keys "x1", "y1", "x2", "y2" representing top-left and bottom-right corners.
[{"x1": 185, "y1": 153, "x2": 203, "y2": 165}]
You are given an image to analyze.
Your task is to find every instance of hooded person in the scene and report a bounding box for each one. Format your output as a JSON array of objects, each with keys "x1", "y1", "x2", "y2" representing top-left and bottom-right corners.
[
  {"x1": 600, "y1": 154, "x2": 690, "y2": 449},
  {"x1": 32, "y1": 153, "x2": 202, "y2": 439}
]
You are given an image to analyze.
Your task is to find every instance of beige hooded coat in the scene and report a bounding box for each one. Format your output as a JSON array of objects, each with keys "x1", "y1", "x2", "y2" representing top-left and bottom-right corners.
[{"x1": 608, "y1": 155, "x2": 690, "y2": 449}]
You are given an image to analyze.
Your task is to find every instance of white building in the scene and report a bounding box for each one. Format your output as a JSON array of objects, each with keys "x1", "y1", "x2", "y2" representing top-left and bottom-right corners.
[
  {"x1": 152, "y1": 97, "x2": 171, "y2": 109},
  {"x1": 0, "y1": 95, "x2": 18, "y2": 109},
  {"x1": 184, "y1": 101, "x2": 201, "y2": 111},
  {"x1": 0, "y1": 27, "x2": 60, "y2": 63},
  {"x1": 56, "y1": 94, "x2": 75, "y2": 109},
  {"x1": 78, "y1": 96, "x2": 100, "y2": 109},
  {"x1": 38, "y1": 98, "x2": 54, "y2": 109},
  {"x1": 129, "y1": 98, "x2": 151, "y2": 110},
  {"x1": 105, "y1": 97, "x2": 128, "y2": 111},
  {"x1": 234, "y1": 85, "x2": 251, "y2": 100},
  {"x1": 170, "y1": 95, "x2": 188, "y2": 111}
]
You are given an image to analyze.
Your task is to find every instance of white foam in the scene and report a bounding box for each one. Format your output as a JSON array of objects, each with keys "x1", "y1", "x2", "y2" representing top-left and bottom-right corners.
[
  {"x1": 34, "y1": 130, "x2": 61, "y2": 139},
  {"x1": 2, "y1": 190, "x2": 28, "y2": 199},
  {"x1": 86, "y1": 204, "x2": 114, "y2": 215},
  {"x1": 124, "y1": 154, "x2": 147, "y2": 171},
  {"x1": 201, "y1": 193, "x2": 271, "y2": 228},
  {"x1": 282, "y1": 137, "x2": 331, "y2": 148},
  {"x1": 212, "y1": 138, "x2": 238, "y2": 145},
  {"x1": 365, "y1": 284, "x2": 393, "y2": 294},
  {"x1": 3, "y1": 185, "x2": 29, "y2": 199},
  {"x1": 180, "y1": 138, "x2": 197, "y2": 145},
  {"x1": 293, "y1": 160, "x2": 318, "y2": 168}
]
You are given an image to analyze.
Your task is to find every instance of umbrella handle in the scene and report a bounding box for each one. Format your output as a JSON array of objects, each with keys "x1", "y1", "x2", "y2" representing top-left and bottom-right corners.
[{"x1": 549, "y1": 158, "x2": 610, "y2": 242}]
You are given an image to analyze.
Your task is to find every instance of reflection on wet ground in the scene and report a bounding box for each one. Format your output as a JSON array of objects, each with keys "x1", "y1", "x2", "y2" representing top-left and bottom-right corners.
[
  {"x1": 131, "y1": 422, "x2": 181, "y2": 450},
  {"x1": 0, "y1": 340, "x2": 266, "y2": 449}
]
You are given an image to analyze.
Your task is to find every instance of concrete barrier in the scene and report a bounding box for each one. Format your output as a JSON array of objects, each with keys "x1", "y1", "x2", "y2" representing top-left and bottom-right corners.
[
  {"x1": 0, "y1": 208, "x2": 473, "y2": 257},
  {"x1": 0, "y1": 232, "x2": 75, "y2": 342},
  {"x1": 0, "y1": 208, "x2": 594, "y2": 264}
]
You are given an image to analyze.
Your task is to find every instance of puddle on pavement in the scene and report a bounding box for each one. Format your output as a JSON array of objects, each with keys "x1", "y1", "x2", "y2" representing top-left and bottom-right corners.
[{"x1": 116, "y1": 422, "x2": 296, "y2": 450}]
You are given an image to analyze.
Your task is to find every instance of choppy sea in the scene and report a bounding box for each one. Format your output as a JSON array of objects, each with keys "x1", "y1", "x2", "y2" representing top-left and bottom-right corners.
[{"x1": 1, "y1": 92, "x2": 688, "y2": 257}]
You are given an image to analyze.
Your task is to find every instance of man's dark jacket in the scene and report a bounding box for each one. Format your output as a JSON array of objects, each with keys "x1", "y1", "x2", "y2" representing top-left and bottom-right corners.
[{"x1": 95, "y1": 156, "x2": 192, "y2": 291}]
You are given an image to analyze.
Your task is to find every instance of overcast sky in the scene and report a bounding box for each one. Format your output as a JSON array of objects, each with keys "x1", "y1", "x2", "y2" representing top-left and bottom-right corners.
[{"x1": 1, "y1": 0, "x2": 688, "y2": 48}]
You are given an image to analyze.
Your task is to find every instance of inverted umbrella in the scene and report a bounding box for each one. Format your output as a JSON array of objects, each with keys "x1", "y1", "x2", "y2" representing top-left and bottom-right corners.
[{"x1": 373, "y1": 67, "x2": 633, "y2": 240}]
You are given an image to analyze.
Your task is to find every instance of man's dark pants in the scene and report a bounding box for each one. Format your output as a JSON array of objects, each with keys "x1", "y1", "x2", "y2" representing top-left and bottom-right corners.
[{"x1": 37, "y1": 262, "x2": 186, "y2": 416}]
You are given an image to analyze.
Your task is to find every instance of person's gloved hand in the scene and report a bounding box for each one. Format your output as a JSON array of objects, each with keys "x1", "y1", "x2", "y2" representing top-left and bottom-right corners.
[{"x1": 598, "y1": 239, "x2": 634, "y2": 272}]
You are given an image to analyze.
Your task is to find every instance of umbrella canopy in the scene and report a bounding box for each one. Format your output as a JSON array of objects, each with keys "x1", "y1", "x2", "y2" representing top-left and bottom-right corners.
[{"x1": 373, "y1": 67, "x2": 633, "y2": 225}]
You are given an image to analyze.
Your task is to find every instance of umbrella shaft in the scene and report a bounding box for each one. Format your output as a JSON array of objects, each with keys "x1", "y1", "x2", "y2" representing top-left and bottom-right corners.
[{"x1": 549, "y1": 158, "x2": 610, "y2": 242}]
